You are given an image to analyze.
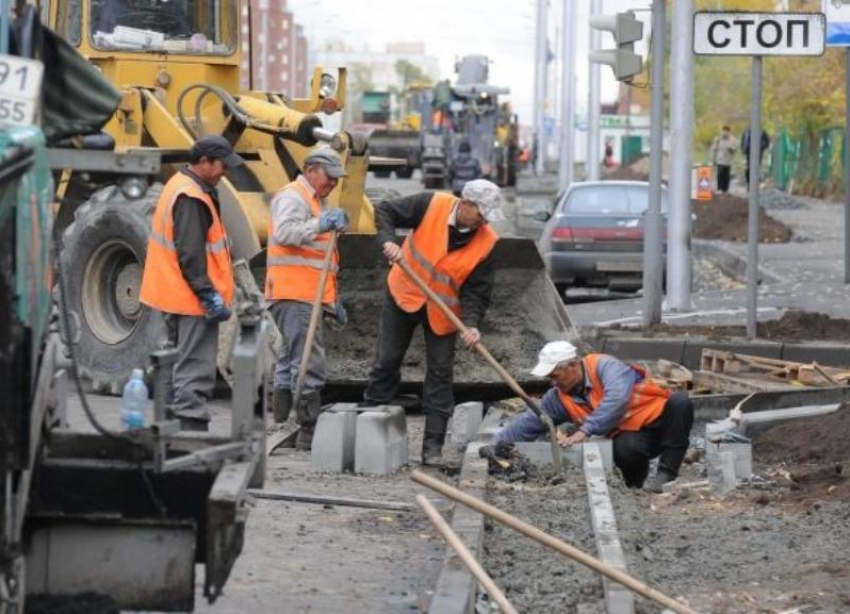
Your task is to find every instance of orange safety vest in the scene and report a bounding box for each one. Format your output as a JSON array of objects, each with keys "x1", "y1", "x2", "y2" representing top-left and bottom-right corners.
[
  {"x1": 556, "y1": 354, "x2": 670, "y2": 437},
  {"x1": 264, "y1": 179, "x2": 338, "y2": 305},
  {"x1": 387, "y1": 192, "x2": 498, "y2": 335},
  {"x1": 140, "y1": 172, "x2": 234, "y2": 316}
]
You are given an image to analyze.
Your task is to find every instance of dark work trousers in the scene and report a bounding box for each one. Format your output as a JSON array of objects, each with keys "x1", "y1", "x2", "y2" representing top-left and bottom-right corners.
[
  {"x1": 612, "y1": 392, "x2": 694, "y2": 488},
  {"x1": 716, "y1": 164, "x2": 731, "y2": 192},
  {"x1": 364, "y1": 291, "x2": 457, "y2": 419},
  {"x1": 164, "y1": 313, "x2": 218, "y2": 420},
  {"x1": 268, "y1": 299, "x2": 326, "y2": 394}
]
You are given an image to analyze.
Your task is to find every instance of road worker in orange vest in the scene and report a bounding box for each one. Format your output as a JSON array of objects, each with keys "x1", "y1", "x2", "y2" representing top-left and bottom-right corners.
[
  {"x1": 140, "y1": 135, "x2": 243, "y2": 432},
  {"x1": 363, "y1": 179, "x2": 505, "y2": 465},
  {"x1": 489, "y1": 341, "x2": 694, "y2": 492},
  {"x1": 266, "y1": 149, "x2": 349, "y2": 450}
]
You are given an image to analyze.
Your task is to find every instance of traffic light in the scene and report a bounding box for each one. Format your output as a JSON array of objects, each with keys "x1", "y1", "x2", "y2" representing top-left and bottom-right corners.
[{"x1": 589, "y1": 11, "x2": 644, "y2": 83}]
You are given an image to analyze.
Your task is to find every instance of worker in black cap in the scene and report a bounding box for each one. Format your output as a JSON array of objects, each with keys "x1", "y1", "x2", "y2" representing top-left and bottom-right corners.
[{"x1": 140, "y1": 134, "x2": 244, "y2": 431}]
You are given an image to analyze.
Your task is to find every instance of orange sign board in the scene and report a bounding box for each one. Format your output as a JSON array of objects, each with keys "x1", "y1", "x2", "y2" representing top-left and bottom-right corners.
[{"x1": 695, "y1": 166, "x2": 713, "y2": 201}]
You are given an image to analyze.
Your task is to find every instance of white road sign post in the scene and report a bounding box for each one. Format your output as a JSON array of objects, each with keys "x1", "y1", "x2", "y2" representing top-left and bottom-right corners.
[
  {"x1": 694, "y1": 12, "x2": 825, "y2": 339},
  {"x1": 823, "y1": 1, "x2": 850, "y2": 283}
]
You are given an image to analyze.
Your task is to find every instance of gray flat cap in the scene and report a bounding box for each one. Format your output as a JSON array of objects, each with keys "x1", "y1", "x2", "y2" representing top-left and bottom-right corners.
[{"x1": 304, "y1": 148, "x2": 347, "y2": 178}]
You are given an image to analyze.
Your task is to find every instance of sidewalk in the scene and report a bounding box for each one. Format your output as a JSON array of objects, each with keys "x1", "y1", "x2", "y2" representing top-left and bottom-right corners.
[{"x1": 567, "y1": 195, "x2": 850, "y2": 329}]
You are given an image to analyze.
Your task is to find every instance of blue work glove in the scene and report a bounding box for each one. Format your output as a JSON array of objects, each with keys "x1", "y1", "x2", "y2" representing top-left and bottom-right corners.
[
  {"x1": 318, "y1": 208, "x2": 349, "y2": 233},
  {"x1": 323, "y1": 301, "x2": 347, "y2": 331},
  {"x1": 198, "y1": 290, "x2": 232, "y2": 323}
]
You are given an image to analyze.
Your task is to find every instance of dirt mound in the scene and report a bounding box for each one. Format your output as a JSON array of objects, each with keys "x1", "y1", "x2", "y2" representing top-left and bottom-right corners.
[
  {"x1": 693, "y1": 193, "x2": 792, "y2": 243},
  {"x1": 604, "y1": 310, "x2": 850, "y2": 344},
  {"x1": 754, "y1": 404, "x2": 850, "y2": 501}
]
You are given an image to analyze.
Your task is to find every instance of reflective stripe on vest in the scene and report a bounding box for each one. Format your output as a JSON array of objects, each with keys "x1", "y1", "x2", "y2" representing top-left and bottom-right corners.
[
  {"x1": 387, "y1": 192, "x2": 498, "y2": 335},
  {"x1": 556, "y1": 354, "x2": 670, "y2": 437},
  {"x1": 139, "y1": 173, "x2": 234, "y2": 316},
  {"x1": 264, "y1": 179, "x2": 339, "y2": 304}
]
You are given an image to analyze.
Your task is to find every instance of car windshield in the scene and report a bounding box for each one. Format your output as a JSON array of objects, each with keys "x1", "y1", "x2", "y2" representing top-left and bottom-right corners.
[
  {"x1": 89, "y1": 0, "x2": 236, "y2": 55},
  {"x1": 562, "y1": 185, "x2": 669, "y2": 215}
]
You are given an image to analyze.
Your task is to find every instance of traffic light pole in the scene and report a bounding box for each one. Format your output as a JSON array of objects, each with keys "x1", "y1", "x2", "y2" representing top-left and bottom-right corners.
[
  {"x1": 534, "y1": 0, "x2": 548, "y2": 176},
  {"x1": 587, "y1": 0, "x2": 602, "y2": 182},
  {"x1": 666, "y1": 0, "x2": 694, "y2": 312},
  {"x1": 558, "y1": 0, "x2": 577, "y2": 193},
  {"x1": 746, "y1": 56, "x2": 763, "y2": 340},
  {"x1": 643, "y1": 0, "x2": 666, "y2": 327},
  {"x1": 845, "y1": 48, "x2": 850, "y2": 284}
]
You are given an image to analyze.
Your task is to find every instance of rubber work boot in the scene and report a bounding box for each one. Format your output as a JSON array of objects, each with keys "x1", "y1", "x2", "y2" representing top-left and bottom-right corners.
[
  {"x1": 295, "y1": 391, "x2": 323, "y2": 451},
  {"x1": 273, "y1": 387, "x2": 293, "y2": 424},
  {"x1": 422, "y1": 412, "x2": 450, "y2": 466},
  {"x1": 644, "y1": 469, "x2": 677, "y2": 493}
]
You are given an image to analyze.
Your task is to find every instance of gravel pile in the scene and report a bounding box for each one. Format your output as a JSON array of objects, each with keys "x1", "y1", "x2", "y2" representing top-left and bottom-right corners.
[{"x1": 759, "y1": 187, "x2": 805, "y2": 210}]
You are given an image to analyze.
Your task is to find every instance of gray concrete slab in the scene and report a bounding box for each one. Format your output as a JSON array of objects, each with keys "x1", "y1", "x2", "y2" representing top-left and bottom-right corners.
[
  {"x1": 583, "y1": 442, "x2": 634, "y2": 614},
  {"x1": 514, "y1": 439, "x2": 613, "y2": 471}
]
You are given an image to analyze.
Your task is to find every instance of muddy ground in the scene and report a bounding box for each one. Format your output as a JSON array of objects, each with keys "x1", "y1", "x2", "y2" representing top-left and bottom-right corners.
[
  {"x1": 475, "y1": 405, "x2": 850, "y2": 614},
  {"x1": 599, "y1": 309, "x2": 850, "y2": 344}
]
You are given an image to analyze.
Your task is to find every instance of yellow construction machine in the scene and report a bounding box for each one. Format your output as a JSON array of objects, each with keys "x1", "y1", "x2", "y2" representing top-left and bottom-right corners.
[{"x1": 47, "y1": 0, "x2": 576, "y2": 401}]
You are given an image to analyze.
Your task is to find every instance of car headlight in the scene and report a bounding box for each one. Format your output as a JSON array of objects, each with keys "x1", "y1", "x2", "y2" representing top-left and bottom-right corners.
[{"x1": 319, "y1": 73, "x2": 337, "y2": 99}]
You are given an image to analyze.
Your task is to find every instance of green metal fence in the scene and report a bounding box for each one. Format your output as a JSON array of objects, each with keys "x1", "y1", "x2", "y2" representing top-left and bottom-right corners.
[{"x1": 769, "y1": 127, "x2": 846, "y2": 196}]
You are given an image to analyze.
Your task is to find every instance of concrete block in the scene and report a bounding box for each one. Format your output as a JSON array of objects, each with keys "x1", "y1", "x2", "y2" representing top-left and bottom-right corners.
[
  {"x1": 602, "y1": 338, "x2": 686, "y2": 364},
  {"x1": 354, "y1": 405, "x2": 408, "y2": 476},
  {"x1": 706, "y1": 434, "x2": 752, "y2": 496},
  {"x1": 514, "y1": 439, "x2": 613, "y2": 471},
  {"x1": 311, "y1": 410, "x2": 358, "y2": 473},
  {"x1": 450, "y1": 402, "x2": 484, "y2": 445}
]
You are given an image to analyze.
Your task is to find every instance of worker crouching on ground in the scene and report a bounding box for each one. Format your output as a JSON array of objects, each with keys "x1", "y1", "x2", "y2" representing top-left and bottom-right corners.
[
  {"x1": 140, "y1": 135, "x2": 244, "y2": 431},
  {"x1": 266, "y1": 149, "x2": 349, "y2": 450},
  {"x1": 363, "y1": 179, "x2": 505, "y2": 465},
  {"x1": 491, "y1": 341, "x2": 694, "y2": 492}
]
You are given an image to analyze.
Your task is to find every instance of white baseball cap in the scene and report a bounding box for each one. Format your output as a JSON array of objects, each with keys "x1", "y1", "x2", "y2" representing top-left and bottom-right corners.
[
  {"x1": 461, "y1": 179, "x2": 505, "y2": 223},
  {"x1": 530, "y1": 341, "x2": 579, "y2": 377}
]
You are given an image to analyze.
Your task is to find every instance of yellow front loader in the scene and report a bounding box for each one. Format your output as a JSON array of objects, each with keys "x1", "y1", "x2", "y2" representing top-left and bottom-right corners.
[{"x1": 47, "y1": 0, "x2": 576, "y2": 399}]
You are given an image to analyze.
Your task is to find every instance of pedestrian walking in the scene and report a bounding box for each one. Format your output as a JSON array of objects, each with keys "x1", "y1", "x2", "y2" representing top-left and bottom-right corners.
[
  {"x1": 363, "y1": 179, "x2": 505, "y2": 465},
  {"x1": 709, "y1": 125, "x2": 737, "y2": 194},
  {"x1": 741, "y1": 128, "x2": 770, "y2": 188},
  {"x1": 140, "y1": 135, "x2": 244, "y2": 431},
  {"x1": 449, "y1": 141, "x2": 483, "y2": 196},
  {"x1": 266, "y1": 149, "x2": 349, "y2": 450}
]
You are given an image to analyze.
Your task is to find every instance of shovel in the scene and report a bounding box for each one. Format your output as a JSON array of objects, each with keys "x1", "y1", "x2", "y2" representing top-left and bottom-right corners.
[
  {"x1": 396, "y1": 258, "x2": 563, "y2": 471},
  {"x1": 292, "y1": 229, "x2": 339, "y2": 410}
]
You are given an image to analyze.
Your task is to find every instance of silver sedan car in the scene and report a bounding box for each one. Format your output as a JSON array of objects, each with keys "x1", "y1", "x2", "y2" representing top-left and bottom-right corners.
[{"x1": 535, "y1": 181, "x2": 669, "y2": 294}]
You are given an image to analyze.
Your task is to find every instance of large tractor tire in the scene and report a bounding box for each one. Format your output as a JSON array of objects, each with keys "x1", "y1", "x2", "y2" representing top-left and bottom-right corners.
[
  {"x1": 395, "y1": 167, "x2": 414, "y2": 179},
  {"x1": 372, "y1": 169, "x2": 392, "y2": 179},
  {"x1": 60, "y1": 184, "x2": 165, "y2": 394}
]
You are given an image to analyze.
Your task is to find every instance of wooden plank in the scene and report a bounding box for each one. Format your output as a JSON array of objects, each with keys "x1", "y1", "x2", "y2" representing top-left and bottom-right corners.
[{"x1": 692, "y1": 371, "x2": 796, "y2": 394}]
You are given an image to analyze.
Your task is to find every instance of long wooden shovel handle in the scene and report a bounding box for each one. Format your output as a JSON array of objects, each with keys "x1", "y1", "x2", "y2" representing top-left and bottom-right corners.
[
  {"x1": 293, "y1": 230, "x2": 338, "y2": 408},
  {"x1": 411, "y1": 470, "x2": 705, "y2": 614},
  {"x1": 396, "y1": 258, "x2": 539, "y2": 411},
  {"x1": 396, "y1": 257, "x2": 563, "y2": 470}
]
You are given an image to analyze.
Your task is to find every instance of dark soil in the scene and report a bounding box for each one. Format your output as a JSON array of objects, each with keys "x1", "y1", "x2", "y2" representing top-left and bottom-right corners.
[
  {"x1": 692, "y1": 193, "x2": 793, "y2": 243},
  {"x1": 754, "y1": 403, "x2": 850, "y2": 502},
  {"x1": 26, "y1": 593, "x2": 120, "y2": 614},
  {"x1": 603, "y1": 310, "x2": 850, "y2": 344}
]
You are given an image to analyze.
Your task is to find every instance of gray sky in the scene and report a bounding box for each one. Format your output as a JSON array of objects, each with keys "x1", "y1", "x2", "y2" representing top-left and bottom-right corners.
[{"x1": 287, "y1": 0, "x2": 651, "y2": 126}]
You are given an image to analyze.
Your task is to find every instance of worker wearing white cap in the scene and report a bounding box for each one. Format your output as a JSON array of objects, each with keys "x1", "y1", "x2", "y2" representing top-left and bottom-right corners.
[
  {"x1": 363, "y1": 179, "x2": 505, "y2": 465},
  {"x1": 491, "y1": 341, "x2": 694, "y2": 492}
]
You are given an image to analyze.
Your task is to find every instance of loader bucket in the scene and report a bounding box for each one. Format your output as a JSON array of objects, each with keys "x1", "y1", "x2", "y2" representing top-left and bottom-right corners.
[{"x1": 324, "y1": 234, "x2": 580, "y2": 403}]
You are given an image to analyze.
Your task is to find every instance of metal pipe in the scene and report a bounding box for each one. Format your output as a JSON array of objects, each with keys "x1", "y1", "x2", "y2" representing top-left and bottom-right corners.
[
  {"x1": 642, "y1": 0, "x2": 666, "y2": 326},
  {"x1": 558, "y1": 0, "x2": 578, "y2": 193},
  {"x1": 667, "y1": 0, "x2": 695, "y2": 311},
  {"x1": 586, "y1": 0, "x2": 602, "y2": 182},
  {"x1": 534, "y1": 0, "x2": 548, "y2": 176},
  {"x1": 746, "y1": 57, "x2": 763, "y2": 339}
]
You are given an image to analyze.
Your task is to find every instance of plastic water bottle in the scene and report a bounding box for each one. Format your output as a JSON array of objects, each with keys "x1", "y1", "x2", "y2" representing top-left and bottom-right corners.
[{"x1": 121, "y1": 368, "x2": 149, "y2": 431}]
